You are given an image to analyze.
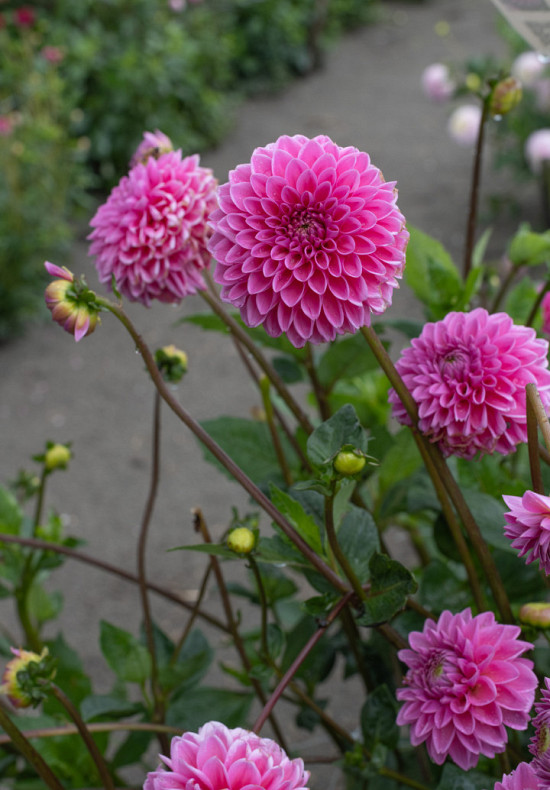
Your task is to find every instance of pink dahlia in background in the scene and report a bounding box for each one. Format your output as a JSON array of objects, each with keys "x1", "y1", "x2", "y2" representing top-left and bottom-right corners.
[
  {"x1": 389, "y1": 308, "x2": 550, "y2": 459},
  {"x1": 144, "y1": 720, "x2": 310, "y2": 790},
  {"x1": 130, "y1": 129, "x2": 174, "y2": 167},
  {"x1": 542, "y1": 291, "x2": 550, "y2": 334},
  {"x1": 447, "y1": 104, "x2": 482, "y2": 147},
  {"x1": 421, "y1": 63, "x2": 456, "y2": 102},
  {"x1": 503, "y1": 491, "x2": 550, "y2": 574},
  {"x1": 530, "y1": 677, "x2": 550, "y2": 784},
  {"x1": 494, "y1": 762, "x2": 541, "y2": 789},
  {"x1": 526, "y1": 129, "x2": 550, "y2": 175},
  {"x1": 208, "y1": 134, "x2": 408, "y2": 348},
  {"x1": 89, "y1": 151, "x2": 217, "y2": 305},
  {"x1": 397, "y1": 608, "x2": 536, "y2": 771}
]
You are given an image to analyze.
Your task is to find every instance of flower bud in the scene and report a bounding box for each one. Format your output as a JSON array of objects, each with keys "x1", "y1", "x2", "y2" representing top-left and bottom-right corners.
[
  {"x1": 489, "y1": 77, "x2": 522, "y2": 117},
  {"x1": 154, "y1": 344, "x2": 188, "y2": 383},
  {"x1": 333, "y1": 450, "x2": 366, "y2": 476},
  {"x1": 44, "y1": 261, "x2": 100, "y2": 342},
  {"x1": 44, "y1": 443, "x2": 71, "y2": 471},
  {"x1": 130, "y1": 130, "x2": 174, "y2": 167},
  {"x1": 525, "y1": 129, "x2": 550, "y2": 175},
  {"x1": 519, "y1": 602, "x2": 550, "y2": 628},
  {"x1": 0, "y1": 647, "x2": 55, "y2": 709},
  {"x1": 227, "y1": 527, "x2": 256, "y2": 554},
  {"x1": 464, "y1": 72, "x2": 482, "y2": 93},
  {"x1": 421, "y1": 63, "x2": 455, "y2": 103},
  {"x1": 447, "y1": 104, "x2": 482, "y2": 147},
  {"x1": 512, "y1": 51, "x2": 544, "y2": 88}
]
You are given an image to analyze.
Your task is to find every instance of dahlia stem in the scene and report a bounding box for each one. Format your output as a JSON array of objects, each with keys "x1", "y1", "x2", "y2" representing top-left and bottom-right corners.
[
  {"x1": 527, "y1": 383, "x2": 550, "y2": 465},
  {"x1": 0, "y1": 533, "x2": 230, "y2": 633},
  {"x1": 50, "y1": 684, "x2": 115, "y2": 790},
  {"x1": 412, "y1": 431, "x2": 486, "y2": 612},
  {"x1": 360, "y1": 325, "x2": 513, "y2": 623},
  {"x1": 526, "y1": 278, "x2": 550, "y2": 328},
  {"x1": 463, "y1": 98, "x2": 489, "y2": 281},
  {"x1": 0, "y1": 721, "x2": 182, "y2": 746},
  {"x1": 32, "y1": 467, "x2": 47, "y2": 532},
  {"x1": 259, "y1": 376, "x2": 293, "y2": 486},
  {"x1": 248, "y1": 555, "x2": 270, "y2": 660},
  {"x1": 490, "y1": 262, "x2": 525, "y2": 313},
  {"x1": 304, "y1": 343, "x2": 331, "y2": 420},
  {"x1": 527, "y1": 387, "x2": 545, "y2": 495},
  {"x1": 192, "y1": 508, "x2": 289, "y2": 751},
  {"x1": 199, "y1": 287, "x2": 314, "y2": 435},
  {"x1": 253, "y1": 592, "x2": 353, "y2": 734},
  {"x1": 170, "y1": 563, "x2": 213, "y2": 665},
  {"x1": 98, "y1": 297, "x2": 347, "y2": 594},
  {"x1": 324, "y1": 488, "x2": 367, "y2": 603},
  {"x1": 0, "y1": 704, "x2": 65, "y2": 790},
  {"x1": 136, "y1": 390, "x2": 167, "y2": 752}
]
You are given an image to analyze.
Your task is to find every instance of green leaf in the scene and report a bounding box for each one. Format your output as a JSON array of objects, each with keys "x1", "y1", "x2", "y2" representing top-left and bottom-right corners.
[
  {"x1": 508, "y1": 223, "x2": 550, "y2": 266},
  {"x1": 0, "y1": 486, "x2": 23, "y2": 534},
  {"x1": 272, "y1": 355, "x2": 304, "y2": 383},
  {"x1": 169, "y1": 542, "x2": 237, "y2": 559},
  {"x1": 337, "y1": 507, "x2": 380, "y2": 584},
  {"x1": 270, "y1": 485, "x2": 324, "y2": 555},
  {"x1": 418, "y1": 560, "x2": 471, "y2": 614},
  {"x1": 111, "y1": 730, "x2": 153, "y2": 770},
  {"x1": 404, "y1": 226, "x2": 463, "y2": 318},
  {"x1": 316, "y1": 333, "x2": 379, "y2": 390},
  {"x1": 378, "y1": 428, "x2": 422, "y2": 495},
  {"x1": 436, "y1": 763, "x2": 490, "y2": 789},
  {"x1": 357, "y1": 554, "x2": 417, "y2": 627},
  {"x1": 379, "y1": 318, "x2": 424, "y2": 339},
  {"x1": 256, "y1": 534, "x2": 308, "y2": 567},
  {"x1": 306, "y1": 404, "x2": 368, "y2": 467},
  {"x1": 159, "y1": 629, "x2": 213, "y2": 693},
  {"x1": 166, "y1": 687, "x2": 254, "y2": 730},
  {"x1": 360, "y1": 684, "x2": 398, "y2": 750},
  {"x1": 27, "y1": 584, "x2": 63, "y2": 624},
  {"x1": 81, "y1": 694, "x2": 143, "y2": 722},
  {"x1": 99, "y1": 621, "x2": 152, "y2": 684},
  {"x1": 504, "y1": 277, "x2": 538, "y2": 324},
  {"x1": 180, "y1": 312, "x2": 230, "y2": 333},
  {"x1": 267, "y1": 623, "x2": 285, "y2": 659},
  {"x1": 43, "y1": 634, "x2": 91, "y2": 712},
  {"x1": 281, "y1": 615, "x2": 336, "y2": 685},
  {"x1": 464, "y1": 490, "x2": 514, "y2": 552},
  {"x1": 199, "y1": 417, "x2": 298, "y2": 487}
]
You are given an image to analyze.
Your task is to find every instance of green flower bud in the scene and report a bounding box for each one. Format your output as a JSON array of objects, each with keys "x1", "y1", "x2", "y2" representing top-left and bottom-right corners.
[
  {"x1": 333, "y1": 450, "x2": 366, "y2": 476},
  {"x1": 227, "y1": 527, "x2": 256, "y2": 554},
  {"x1": 44, "y1": 443, "x2": 71, "y2": 471},
  {"x1": 489, "y1": 77, "x2": 522, "y2": 117},
  {"x1": 155, "y1": 344, "x2": 188, "y2": 383}
]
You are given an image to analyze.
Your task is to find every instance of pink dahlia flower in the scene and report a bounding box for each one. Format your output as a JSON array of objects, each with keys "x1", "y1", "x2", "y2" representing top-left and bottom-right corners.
[
  {"x1": 144, "y1": 720, "x2": 310, "y2": 790},
  {"x1": 530, "y1": 677, "x2": 550, "y2": 785},
  {"x1": 421, "y1": 63, "x2": 456, "y2": 103},
  {"x1": 89, "y1": 151, "x2": 217, "y2": 306},
  {"x1": 503, "y1": 491, "x2": 550, "y2": 574},
  {"x1": 389, "y1": 308, "x2": 550, "y2": 459},
  {"x1": 494, "y1": 762, "x2": 541, "y2": 789},
  {"x1": 396, "y1": 608, "x2": 536, "y2": 771},
  {"x1": 526, "y1": 129, "x2": 550, "y2": 175},
  {"x1": 208, "y1": 134, "x2": 408, "y2": 348}
]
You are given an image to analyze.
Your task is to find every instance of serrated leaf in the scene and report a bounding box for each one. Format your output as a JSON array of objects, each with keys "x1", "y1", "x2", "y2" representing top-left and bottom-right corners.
[
  {"x1": 27, "y1": 584, "x2": 63, "y2": 624},
  {"x1": 169, "y1": 542, "x2": 237, "y2": 559},
  {"x1": 436, "y1": 763, "x2": 490, "y2": 789},
  {"x1": 271, "y1": 356, "x2": 304, "y2": 383},
  {"x1": 307, "y1": 404, "x2": 368, "y2": 467},
  {"x1": 166, "y1": 687, "x2": 254, "y2": 730},
  {"x1": 0, "y1": 486, "x2": 23, "y2": 534},
  {"x1": 404, "y1": 226, "x2": 463, "y2": 318},
  {"x1": 256, "y1": 534, "x2": 308, "y2": 567},
  {"x1": 111, "y1": 730, "x2": 153, "y2": 770},
  {"x1": 81, "y1": 694, "x2": 142, "y2": 722},
  {"x1": 316, "y1": 333, "x2": 378, "y2": 390},
  {"x1": 99, "y1": 621, "x2": 151, "y2": 684},
  {"x1": 357, "y1": 554, "x2": 417, "y2": 627},
  {"x1": 361, "y1": 684, "x2": 398, "y2": 749},
  {"x1": 464, "y1": 490, "x2": 515, "y2": 552},
  {"x1": 270, "y1": 485, "x2": 324, "y2": 555},
  {"x1": 337, "y1": 507, "x2": 380, "y2": 584}
]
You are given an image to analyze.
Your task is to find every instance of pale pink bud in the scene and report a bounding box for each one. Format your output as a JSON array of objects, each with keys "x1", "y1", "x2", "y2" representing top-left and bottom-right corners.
[
  {"x1": 512, "y1": 51, "x2": 545, "y2": 87},
  {"x1": 421, "y1": 63, "x2": 455, "y2": 102},
  {"x1": 525, "y1": 129, "x2": 550, "y2": 174},
  {"x1": 447, "y1": 104, "x2": 482, "y2": 147}
]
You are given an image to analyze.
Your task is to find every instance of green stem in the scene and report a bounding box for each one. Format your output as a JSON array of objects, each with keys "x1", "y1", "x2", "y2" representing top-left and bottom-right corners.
[
  {"x1": 98, "y1": 297, "x2": 347, "y2": 594},
  {"x1": 259, "y1": 377, "x2": 293, "y2": 487},
  {"x1": 527, "y1": 385, "x2": 544, "y2": 494},
  {"x1": 249, "y1": 556, "x2": 269, "y2": 660},
  {"x1": 0, "y1": 704, "x2": 65, "y2": 790},
  {"x1": 33, "y1": 468, "x2": 47, "y2": 532},
  {"x1": 170, "y1": 564, "x2": 213, "y2": 666},
  {"x1": 490, "y1": 262, "x2": 524, "y2": 313},
  {"x1": 0, "y1": 720, "x2": 183, "y2": 746},
  {"x1": 0, "y1": 533, "x2": 230, "y2": 634},
  {"x1": 15, "y1": 586, "x2": 42, "y2": 653},
  {"x1": 304, "y1": 343, "x2": 331, "y2": 420},
  {"x1": 136, "y1": 390, "x2": 167, "y2": 751},
  {"x1": 51, "y1": 685, "x2": 114, "y2": 790},
  {"x1": 361, "y1": 325, "x2": 513, "y2": 623},
  {"x1": 200, "y1": 287, "x2": 314, "y2": 435},
  {"x1": 463, "y1": 98, "x2": 489, "y2": 280},
  {"x1": 324, "y1": 489, "x2": 366, "y2": 604}
]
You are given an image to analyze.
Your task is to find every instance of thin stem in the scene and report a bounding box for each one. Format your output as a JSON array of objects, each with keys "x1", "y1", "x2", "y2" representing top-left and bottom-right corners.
[
  {"x1": 249, "y1": 556, "x2": 269, "y2": 660},
  {"x1": 32, "y1": 467, "x2": 47, "y2": 531},
  {"x1": 259, "y1": 377, "x2": 293, "y2": 487},
  {"x1": 192, "y1": 509, "x2": 289, "y2": 751},
  {"x1": 0, "y1": 533, "x2": 230, "y2": 633},
  {"x1": 253, "y1": 592, "x2": 353, "y2": 734},
  {"x1": 99, "y1": 298, "x2": 347, "y2": 594},
  {"x1": 136, "y1": 390, "x2": 167, "y2": 751},
  {"x1": 527, "y1": 388, "x2": 544, "y2": 494},
  {"x1": 0, "y1": 721, "x2": 182, "y2": 745},
  {"x1": 51, "y1": 684, "x2": 114, "y2": 790},
  {"x1": 304, "y1": 343, "x2": 331, "y2": 420},
  {"x1": 490, "y1": 263, "x2": 524, "y2": 313},
  {"x1": 463, "y1": 99, "x2": 489, "y2": 280},
  {"x1": 324, "y1": 490, "x2": 366, "y2": 603},
  {"x1": 412, "y1": 431, "x2": 485, "y2": 612},
  {"x1": 170, "y1": 564, "x2": 213, "y2": 665},
  {"x1": 361, "y1": 325, "x2": 513, "y2": 623},
  {"x1": 526, "y1": 278, "x2": 550, "y2": 328},
  {"x1": 199, "y1": 288, "x2": 314, "y2": 435},
  {"x1": 339, "y1": 606, "x2": 373, "y2": 692},
  {"x1": 0, "y1": 704, "x2": 65, "y2": 790}
]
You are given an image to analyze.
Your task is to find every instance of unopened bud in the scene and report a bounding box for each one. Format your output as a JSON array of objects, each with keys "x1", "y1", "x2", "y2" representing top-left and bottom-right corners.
[
  {"x1": 333, "y1": 450, "x2": 366, "y2": 477},
  {"x1": 465, "y1": 72, "x2": 482, "y2": 93},
  {"x1": 44, "y1": 262, "x2": 100, "y2": 342},
  {"x1": 489, "y1": 77, "x2": 522, "y2": 117},
  {"x1": 44, "y1": 443, "x2": 71, "y2": 471},
  {"x1": 519, "y1": 602, "x2": 550, "y2": 628},
  {"x1": 154, "y1": 344, "x2": 188, "y2": 383},
  {"x1": 227, "y1": 527, "x2": 256, "y2": 554},
  {"x1": 0, "y1": 647, "x2": 55, "y2": 709}
]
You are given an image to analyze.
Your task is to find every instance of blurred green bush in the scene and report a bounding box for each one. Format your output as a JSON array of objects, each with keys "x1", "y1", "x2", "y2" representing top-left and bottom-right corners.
[{"x1": 0, "y1": 0, "x2": 377, "y2": 340}]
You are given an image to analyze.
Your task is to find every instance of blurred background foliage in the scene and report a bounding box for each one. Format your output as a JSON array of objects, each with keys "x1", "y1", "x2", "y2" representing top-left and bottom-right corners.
[{"x1": 0, "y1": 0, "x2": 378, "y2": 341}]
